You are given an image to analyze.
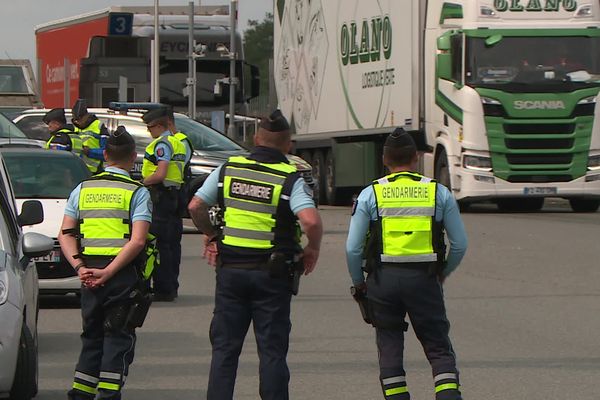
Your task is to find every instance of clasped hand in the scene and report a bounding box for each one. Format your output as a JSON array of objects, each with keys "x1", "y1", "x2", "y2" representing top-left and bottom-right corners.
[{"x1": 78, "y1": 267, "x2": 114, "y2": 289}]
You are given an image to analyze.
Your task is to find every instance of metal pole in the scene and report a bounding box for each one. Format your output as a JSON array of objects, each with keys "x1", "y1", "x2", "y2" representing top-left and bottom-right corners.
[
  {"x1": 192, "y1": 40, "x2": 197, "y2": 120},
  {"x1": 118, "y1": 76, "x2": 128, "y2": 102},
  {"x1": 226, "y1": 0, "x2": 237, "y2": 139},
  {"x1": 188, "y1": 1, "x2": 195, "y2": 117},
  {"x1": 64, "y1": 58, "x2": 70, "y2": 108},
  {"x1": 153, "y1": 0, "x2": 160, "y2": 102}
]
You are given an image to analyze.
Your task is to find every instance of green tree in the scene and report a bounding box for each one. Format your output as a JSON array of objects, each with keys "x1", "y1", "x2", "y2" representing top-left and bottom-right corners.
[{"x1": 243, "y1": 13, "x2": 273, "y2": 108}]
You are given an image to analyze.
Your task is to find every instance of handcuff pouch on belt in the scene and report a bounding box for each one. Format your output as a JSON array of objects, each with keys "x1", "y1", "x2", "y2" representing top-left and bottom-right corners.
[
  {"x1": 104, "y1": 283, "x2": 152, "y2": 333},
  {"x1": 267, "y1": 252, "x2": 304, "y2": 296}
]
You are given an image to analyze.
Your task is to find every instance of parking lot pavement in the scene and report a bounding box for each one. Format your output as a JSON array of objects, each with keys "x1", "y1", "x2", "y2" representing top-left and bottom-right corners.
[{"x1": 36, "y1": 204, "x2": 600, "y2": 399}]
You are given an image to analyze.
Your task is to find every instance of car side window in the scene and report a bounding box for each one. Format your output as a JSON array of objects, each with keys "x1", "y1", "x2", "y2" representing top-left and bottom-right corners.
[
  {"x1": 117, "y1": 119, "x2": 153, "y2": 153},
  {"x1": 15, "y1": 115, "x2": 50, "y2": 141}
]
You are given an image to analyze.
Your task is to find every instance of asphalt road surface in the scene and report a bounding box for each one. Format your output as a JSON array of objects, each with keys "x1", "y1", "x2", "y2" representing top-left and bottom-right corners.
[{"x1": 36, "y1": 201, "x2": 600, "y2": 399}]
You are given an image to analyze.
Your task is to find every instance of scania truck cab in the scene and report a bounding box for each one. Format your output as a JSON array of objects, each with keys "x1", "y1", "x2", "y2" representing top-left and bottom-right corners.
[{"x1": 426, "y1": 0, "x2": 600, "y2": 211}]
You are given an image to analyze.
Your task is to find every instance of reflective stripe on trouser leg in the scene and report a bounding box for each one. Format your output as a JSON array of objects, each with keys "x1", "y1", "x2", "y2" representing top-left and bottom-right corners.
[
  {"x1": 98, "y1": 371, "x2": 122, "y2": 392},
  {"x1": 72, "y1": 370, "x2": 99, "y2": 396},
  {"x1": 381, "y1": 375, "x2": 409, "y2": 399},
  {"x1": 434, "y1": 372, "x2": 461, "y2": 400}
]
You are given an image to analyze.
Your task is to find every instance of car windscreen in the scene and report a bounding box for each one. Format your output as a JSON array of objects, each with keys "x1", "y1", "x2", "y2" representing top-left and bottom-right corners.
[
  {"x1": 2, "y1": 152, "x2": 90, "y2": 199},
  {"x1": 0, "y1": 113, "x2": 27, "y2": 139},
  {"x1": 174, "y1": 116, "x2": 243, "y2": 151}
]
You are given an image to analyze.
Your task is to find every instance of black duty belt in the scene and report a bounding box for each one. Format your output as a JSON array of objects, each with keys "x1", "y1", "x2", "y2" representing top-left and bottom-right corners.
[
  {"x1": 220, "y1": 262, "x2": 269, "y2": 271},
  {"x1": 381, "y1": 262, "x2": 432, "y2": 270}
]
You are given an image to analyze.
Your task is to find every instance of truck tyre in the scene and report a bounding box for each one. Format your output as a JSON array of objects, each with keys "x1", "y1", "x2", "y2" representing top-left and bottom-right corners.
[
  {"x1": 435, "y1": 148, "x2": 451, "y2": 190},
  {"x1": 324, "y1": 149, "x2": 342, "y2": 205},
  {"x1": 569, "y1": 198, "x2": 600, "y2": 213},
  {"x1": 312, "y1": 150, "x2": 327, "y2": 205},
  {"x1": 497, "y1": 197, "x2": 544, "y2": 212},
  {"x1": 9, "y1": 324, "x2": 37, "y2": 400}
]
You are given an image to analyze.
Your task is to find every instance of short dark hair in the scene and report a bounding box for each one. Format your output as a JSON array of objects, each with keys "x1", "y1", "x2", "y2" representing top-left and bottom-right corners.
[
  {"x1": 106, "y1": 142, "x2": 136, "y2": 163},
  {"x1": 383, "y1": 145, "x2": 417, "y2": 168}
]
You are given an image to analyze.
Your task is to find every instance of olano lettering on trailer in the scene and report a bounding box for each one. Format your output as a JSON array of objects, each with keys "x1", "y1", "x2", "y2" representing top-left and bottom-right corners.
[{"x1": 494, "y1": 0, "x2": 578, "y2": 12}]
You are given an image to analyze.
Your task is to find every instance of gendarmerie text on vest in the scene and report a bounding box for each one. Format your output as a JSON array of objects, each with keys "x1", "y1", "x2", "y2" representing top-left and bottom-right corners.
[{"x1": 381, "y1": 185, "x2": 430, "y2": 200}]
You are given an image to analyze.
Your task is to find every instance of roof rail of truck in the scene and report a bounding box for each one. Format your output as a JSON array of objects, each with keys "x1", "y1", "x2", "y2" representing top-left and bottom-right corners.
[{"x1": 108, "y1": 102, "x2": 167, "y2": 115}]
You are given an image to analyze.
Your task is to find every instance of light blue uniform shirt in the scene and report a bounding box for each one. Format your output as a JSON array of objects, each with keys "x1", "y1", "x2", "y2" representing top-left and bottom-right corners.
[
  {"x1": 153, "y1": 131, "x2": 173, "y2": 163},
  {"x1": 345, "y1": 179, "x2": 467, "y2": 285},
  {"x1": 177, "y1": 132, "x2": 193, "y2": 164},
  {"x1": 65, "y1": 167, "x2": 153, "y2": 223},
  {"x1": 195, "y1": 165, "x2": 315, "y2": 215}
]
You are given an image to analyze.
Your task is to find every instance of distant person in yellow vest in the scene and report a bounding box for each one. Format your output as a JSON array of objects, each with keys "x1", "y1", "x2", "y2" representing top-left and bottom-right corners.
[
  {"x1": 141, "y1": 107, "x2": 187, "y2": 302},
  {"x1": 43, "y1": 108, "x2": 82, "y2": 156},
  {"x1": 58, "y1": 127, "x2": 153, "y2": 400},
  {"x1": 72, "y1": 99, "x2": 109, "y2": 174}
]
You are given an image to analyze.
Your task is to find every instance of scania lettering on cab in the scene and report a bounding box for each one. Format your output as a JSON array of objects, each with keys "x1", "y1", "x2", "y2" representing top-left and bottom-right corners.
[{"x1": 274, "y1": 0, "x2": 600, "y2": 212}]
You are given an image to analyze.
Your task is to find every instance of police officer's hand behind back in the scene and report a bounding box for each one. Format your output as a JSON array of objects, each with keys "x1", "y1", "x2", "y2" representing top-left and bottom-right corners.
[
  {"x1": 302, "y1": 245, "x2": 319, "y2": 275},
  {"x1": 203, "y1": 235, "x2": 218, "y2": 267}
]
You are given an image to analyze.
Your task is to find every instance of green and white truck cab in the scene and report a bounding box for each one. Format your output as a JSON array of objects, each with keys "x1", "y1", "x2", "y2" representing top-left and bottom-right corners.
[{"x1": 425, "y1": 0, "x2": 600, "y2": 211}]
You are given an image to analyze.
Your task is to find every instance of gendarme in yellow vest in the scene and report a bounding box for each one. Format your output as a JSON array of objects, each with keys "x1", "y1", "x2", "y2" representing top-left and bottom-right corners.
[
  {"x1": 372, "y1": 171, "x2": 439, "y2": 264},
  {"x1": 75, "y1": 119, "x2": 103, "y2": 173},
  {"x1": 142, "y1": 135, "x2": 186, "y2": 188},
  {"x1": 220, "y1": 156, "x2": 299, "y2": 250},
  {"x1": 78, "y1": 172, "x2": 141, "y2": 257},
  {"x1": 45, "y1": 128, "x2": 83, "y2": 156}
]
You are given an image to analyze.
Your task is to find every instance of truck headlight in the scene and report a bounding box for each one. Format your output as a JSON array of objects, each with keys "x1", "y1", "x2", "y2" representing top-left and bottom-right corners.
[
  {"x1": 463, "y1": 155, "x2": 493, "y2": 172},
  {"x1": 481, "y1": 97, "x2": 501, "y2": 105},
  {"x1": 578, "y1": 96, "x2": 597, "y2": 105},
  {"x1": 588, "y1": 155, "x2": 600, "y2": 171},
  {"x1": 0, "y1": 271, "x2": 8, "y2": 305}
]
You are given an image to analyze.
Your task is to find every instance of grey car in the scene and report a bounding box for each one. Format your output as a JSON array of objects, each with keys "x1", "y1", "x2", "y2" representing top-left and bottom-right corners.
[{"x1": 0, "y1": 151, "x2": 53, "y2": 400}]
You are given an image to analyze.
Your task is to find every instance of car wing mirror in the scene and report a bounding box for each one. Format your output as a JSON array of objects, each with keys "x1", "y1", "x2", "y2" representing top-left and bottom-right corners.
[
  {"x1": 18, "y1": 200, "x2": 44, "y2": 227},
  {"x1": 22, "y1": 232, "x2": 54, "y2": 259}
]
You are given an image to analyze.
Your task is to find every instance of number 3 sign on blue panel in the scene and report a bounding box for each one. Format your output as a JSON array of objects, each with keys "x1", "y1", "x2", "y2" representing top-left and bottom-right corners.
[{"x1": 109, "y1": 13, "x2": 133, "y2": 36}]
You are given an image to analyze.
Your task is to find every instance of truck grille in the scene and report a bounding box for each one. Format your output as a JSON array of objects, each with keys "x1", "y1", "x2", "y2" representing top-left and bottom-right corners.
[
  {"x1": 507, "y1": 175, "x2": 573, "y2": 183},
  {"x1": 505, "y1": 138, "x2": 573, "y2": 150},
  {"x1": 504, "y1": 123, "x2": 575, "y2": 135},
  {"x1": 506, "y1": 154, "x2": 572, "y2": 165}
]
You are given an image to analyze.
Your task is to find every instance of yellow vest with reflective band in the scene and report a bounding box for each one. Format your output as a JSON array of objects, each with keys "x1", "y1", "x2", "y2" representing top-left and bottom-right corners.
[
  {"x1": 75, "y1": 119, "x2": 103, "y2": 173},
  {"x1": 78, "y1": 172, "x2": 142, "y2": 257},
  {"x1": 220, "y1": 156, "x2": 298, "y2": 250},
  {"x1": 142, "y1": 135, "x2": 186, "y2": 188},
  {"x1": 174, "y1": 131, "x2": 193, "y2": 158},
  {"x1": 372, "y1": 171, "x2": 438, "y2": 264},
  {"x1": 45, "y1": 128, "x2": 83, "y2": 156}
]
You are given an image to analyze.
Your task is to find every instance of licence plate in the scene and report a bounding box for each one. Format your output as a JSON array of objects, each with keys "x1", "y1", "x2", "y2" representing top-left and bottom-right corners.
[
  {"x1": 523, "y1": 187, "x2": 557, "y2": 195},
  {"x1": 33, "y1": 250, "x2": 60, "y2": 263}
]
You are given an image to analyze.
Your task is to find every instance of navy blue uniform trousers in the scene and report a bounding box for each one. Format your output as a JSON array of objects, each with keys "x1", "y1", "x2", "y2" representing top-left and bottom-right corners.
[
  {"x1": 207, "y1": 267, "x2": 292, "y2": 400},
  {"x1": 68, "y1": 265, "x2": 138, "y2": 400},
  {"x1": 367, "y1": 265, "x2": 461, "y2": 400},
  {"x1": 150, "y1": 189, "x2": 182, "y2": 296}
]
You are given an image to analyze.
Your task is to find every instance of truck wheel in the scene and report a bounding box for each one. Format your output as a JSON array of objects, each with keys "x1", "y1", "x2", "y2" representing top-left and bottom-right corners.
[
  {"x1": 435, "y1": 149, "x2": 451, "y2": 190},
  {"x1": 9, "y1": 324, "x2": 37, "y2": 400},
  {"x1": 497, "y1": 197, "x2": 544, "y2": 212},
  {"x1": 312, "y1": 150, "x2": 326, "y2": 205},
  {"x1": 569, "y1": 198, "x2": 600, "y2": 213},
  {"x1": 324, "y1": 149, "x2": 342, "y2": 205}
]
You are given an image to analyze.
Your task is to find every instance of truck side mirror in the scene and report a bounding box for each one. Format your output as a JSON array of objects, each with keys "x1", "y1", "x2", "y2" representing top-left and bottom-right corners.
[
  {"x1": 437, "y1": 35, "x2": 451, "y2": 51},
  {"x1": 439, "y1": 2, "x2": 463, "y2": 25}
]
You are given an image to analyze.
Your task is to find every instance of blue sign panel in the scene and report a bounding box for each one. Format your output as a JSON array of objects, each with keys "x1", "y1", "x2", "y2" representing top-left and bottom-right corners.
[{"x1": 108, "y1": 13, "x2": 133, "y2": 36}]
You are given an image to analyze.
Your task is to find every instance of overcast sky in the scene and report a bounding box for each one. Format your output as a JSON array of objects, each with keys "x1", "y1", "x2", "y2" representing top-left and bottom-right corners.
[{"x1": 0, "y1": 0, "x2": 271, "y2": 74}]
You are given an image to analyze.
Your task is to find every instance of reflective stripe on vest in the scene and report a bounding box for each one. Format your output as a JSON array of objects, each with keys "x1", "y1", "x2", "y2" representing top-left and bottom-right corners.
[
  {"x1": 174, "y1": 131, "x2": 193, "y2": 161},
  {"x1": 76, "y1": 120, "x2": 103, "y2": 173},
  {"x1": 45, "y1": 129, "x2": 83, "y2": 156},
  {"x1": 142, "y1": 135, "x2": 186, "y2": 188},
  {"x1": 373, "y1": 172, "x2": 437, "y2": 264},
  {"x1": 78, "y1": 172, "x2": 140, "y2": 256},
  {"x1": 220, "y1": 156, "x2": 297, "y2": 250}
]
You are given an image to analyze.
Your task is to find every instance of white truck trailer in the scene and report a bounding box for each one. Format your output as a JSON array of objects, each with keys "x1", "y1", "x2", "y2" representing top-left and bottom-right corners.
[{"x1": 274, "y1": 0, "x2": 600, "y2": 211}]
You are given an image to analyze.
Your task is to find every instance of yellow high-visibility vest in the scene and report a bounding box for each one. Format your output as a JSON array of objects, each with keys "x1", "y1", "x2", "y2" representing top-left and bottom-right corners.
[{"x1": 372, "y1": 171, "x2": 439, "y2": 264}]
